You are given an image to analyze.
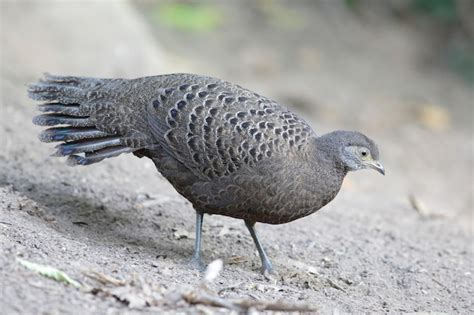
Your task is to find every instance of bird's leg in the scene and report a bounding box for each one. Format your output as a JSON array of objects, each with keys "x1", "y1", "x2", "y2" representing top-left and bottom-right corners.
[
  {"x1": 245, "y1": 220, "x2": 274, "y2": 274},
  {"x1": 190, "y1": 211, "x2": 205, "y2": 271}
]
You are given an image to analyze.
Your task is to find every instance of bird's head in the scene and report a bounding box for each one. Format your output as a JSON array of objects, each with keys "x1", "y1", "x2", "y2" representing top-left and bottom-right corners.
[{"x1": 316, "y1": 130, "x2": 385, "y2": 175}]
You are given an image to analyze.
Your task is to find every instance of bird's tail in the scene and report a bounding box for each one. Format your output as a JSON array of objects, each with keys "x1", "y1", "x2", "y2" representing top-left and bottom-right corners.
[{"x1": 28, "y1": 74, "x2": 135, "y2": 166}]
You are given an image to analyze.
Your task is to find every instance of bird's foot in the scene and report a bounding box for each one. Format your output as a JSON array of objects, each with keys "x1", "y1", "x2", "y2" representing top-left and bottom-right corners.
[
  {"x1": 189, "y1": 256, "x2": 206, "y2": 272},
  {"x1": 262, "y1": 268, "x2": 278, "y2": 282},
  {"x1": 261, "y1": 261, "x2": 277, "y2": 277}
]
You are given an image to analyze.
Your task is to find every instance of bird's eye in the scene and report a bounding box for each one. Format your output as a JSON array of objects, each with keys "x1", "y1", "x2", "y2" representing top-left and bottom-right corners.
[{"x1": 360, "y1": 149, "x2": 368, "y2": 158}]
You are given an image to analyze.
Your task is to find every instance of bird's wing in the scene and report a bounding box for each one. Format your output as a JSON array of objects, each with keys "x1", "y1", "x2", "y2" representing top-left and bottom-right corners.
[{"x1": 143, "y1": 74, "x2": 316, "y2": 180}]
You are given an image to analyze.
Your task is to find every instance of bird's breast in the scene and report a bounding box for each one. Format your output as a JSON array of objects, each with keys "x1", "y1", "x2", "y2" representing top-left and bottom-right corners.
[{"x1": 189, "y1": 155, "x2": 346, "y2": 224}]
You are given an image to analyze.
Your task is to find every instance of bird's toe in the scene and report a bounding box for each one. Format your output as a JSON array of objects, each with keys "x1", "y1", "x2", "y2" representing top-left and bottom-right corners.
[{"x1": 188, "y1": 256, "x2": 206, "y2": 272}]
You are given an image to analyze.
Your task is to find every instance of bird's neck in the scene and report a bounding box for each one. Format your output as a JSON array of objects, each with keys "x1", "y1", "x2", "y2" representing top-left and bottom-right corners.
[{"x1": 312, "y1": 135, "x2": 348, "y2": 177}]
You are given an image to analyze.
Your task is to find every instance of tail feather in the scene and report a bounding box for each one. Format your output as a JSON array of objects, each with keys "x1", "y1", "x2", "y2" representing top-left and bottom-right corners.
[
  {"x1": 39, "y1": 74, "x2": 84, "y2": 85},
  {"x1": 54, "y1": 137, "x2": 122, "y2": 156},
  {"x1": 38, "y1": 103, "x2": 81, "y2": 116},
  {"x1": 29, "y1": 74, "x2": 140, "y2": 166},
  {"x1": 39, "y1": 127, "x2": 109, "y2": 143},
  {"x1": 67, "y1": 146, "x2": 134, "y2": 166},
  {"x1": 28, "y1": 83, "x2": 84, "y2": 103},
  {"x1": 33, "y1": 114, "x2": 93, "y2": 127}
]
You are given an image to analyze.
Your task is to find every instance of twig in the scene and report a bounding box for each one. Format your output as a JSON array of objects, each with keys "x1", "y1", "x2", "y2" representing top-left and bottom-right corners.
[
  {"x1": 236, "y1": 298, "x2": 317, "y2": 312},
  {"x1": 326, "y1": 278, "x2": 346, "y2": 292},
  {"x1": 432, "y1": 278, "x2": 451, "y2": 293},
  {"x1": 183, "y1": 290, "x2": 241, "y2": 311},
  {"x1": 182, "y1": 290, "x2": 316, "y2": 312},
  {"x1": 72, "y1": 221, "x2": 88, "y2": 226},
  {"x1": 84, "y1": 270, "x2": 126, "y2": 286}
]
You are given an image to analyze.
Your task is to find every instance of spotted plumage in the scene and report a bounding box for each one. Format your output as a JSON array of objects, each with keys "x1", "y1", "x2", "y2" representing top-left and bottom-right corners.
[{"x1": 28, "y1": 73, "x2": 384, "y2": 273}]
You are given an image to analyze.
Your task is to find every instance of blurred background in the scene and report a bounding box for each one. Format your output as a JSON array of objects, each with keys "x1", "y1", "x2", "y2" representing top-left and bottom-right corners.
[{"x1": 0, "y1": 0, "x2": 473, "y2": 313}]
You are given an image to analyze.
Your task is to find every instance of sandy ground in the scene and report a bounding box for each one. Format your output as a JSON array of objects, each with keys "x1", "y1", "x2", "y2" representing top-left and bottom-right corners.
[{"x1": 1, "y1": 1, "x2": 473, "y2": 314}]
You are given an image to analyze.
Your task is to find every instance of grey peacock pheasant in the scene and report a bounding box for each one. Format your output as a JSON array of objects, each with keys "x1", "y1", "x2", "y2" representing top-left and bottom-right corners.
[{"x1": 28, "y1": 73, "x2": 384, "y2": 274}]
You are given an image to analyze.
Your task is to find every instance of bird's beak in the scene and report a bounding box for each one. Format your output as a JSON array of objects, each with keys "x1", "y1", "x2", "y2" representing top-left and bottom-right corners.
[{"x1": 365, "y1": 160, "x2": 385, "y2": 175}]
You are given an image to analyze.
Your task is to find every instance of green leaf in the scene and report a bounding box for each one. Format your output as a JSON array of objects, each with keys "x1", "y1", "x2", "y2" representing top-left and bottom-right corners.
[
  {"x1": 345, "y1": 0, "x2": 360, "y2": 9},
  {"x1": 153, "y1": 3, "x2": 221, "y2": 32},
  {"x1": 17, "y1": 258, "x2": 82, "y2": 288},
  {"x1": 412, "y1": 0, "x2": 457, "y2": 22}
]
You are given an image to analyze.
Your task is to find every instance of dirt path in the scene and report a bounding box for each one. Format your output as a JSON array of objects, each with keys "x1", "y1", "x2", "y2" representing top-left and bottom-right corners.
[{"x1": 1, "y1": 2, "x2": 472, "y2": 314}]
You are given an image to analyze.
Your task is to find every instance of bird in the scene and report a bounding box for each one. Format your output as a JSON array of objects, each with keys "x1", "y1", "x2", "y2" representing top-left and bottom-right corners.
[{"x1": 28, "y1": 73, "x2": 384, "y2": 274}]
